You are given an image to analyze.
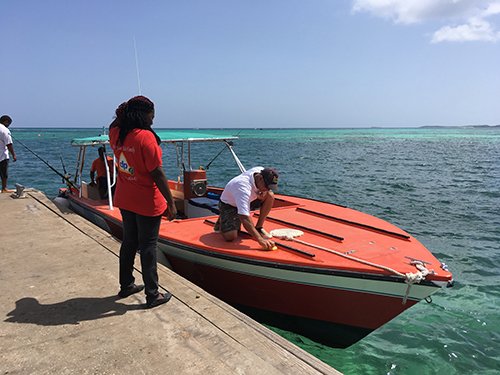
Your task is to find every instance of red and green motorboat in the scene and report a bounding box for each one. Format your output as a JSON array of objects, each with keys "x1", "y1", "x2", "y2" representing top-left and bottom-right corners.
[{"x1": 61, "y1": 130, "x2": 453, "y2": 348}]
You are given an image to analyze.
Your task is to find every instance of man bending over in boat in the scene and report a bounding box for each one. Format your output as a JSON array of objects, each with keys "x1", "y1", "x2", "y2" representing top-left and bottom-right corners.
[
  {"x1": 90, "y1": 146, "x2": 114, "y2": 199},
  {"x1": 215, "y1": 167, "x2": 278, "y2": 250}
]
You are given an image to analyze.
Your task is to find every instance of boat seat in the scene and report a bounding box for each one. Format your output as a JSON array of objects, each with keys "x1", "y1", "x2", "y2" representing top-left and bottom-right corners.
[
  {"x1": 81, "y1": 181, "x2": 101, "y2": 200},
  {"x1": 185, "y1": 197, "x2": 220, "y2": 218}
]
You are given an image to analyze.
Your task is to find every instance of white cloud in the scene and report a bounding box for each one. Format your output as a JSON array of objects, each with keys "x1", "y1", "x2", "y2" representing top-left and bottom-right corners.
[
  {"x1": 432, "y1": 17, "x2": 500, "y2": 42},
  {"x1": 483, "y1": 1, "x2": 500, "y2": 16},
  {"x1": 352, "y1": 0, "x2": 500, "y2": 42},
  {"x1": 352, "y1": 0, "x2": 478, "y2": 24}
]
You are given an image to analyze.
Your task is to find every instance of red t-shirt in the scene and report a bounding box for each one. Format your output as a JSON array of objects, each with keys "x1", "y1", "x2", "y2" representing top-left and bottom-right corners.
[
  {"x1": 109, "y1": 127, "x2": 167, "y2": 216},
  {"x1": 91, "y1": 156, "x2": 114, "y2": 178}
]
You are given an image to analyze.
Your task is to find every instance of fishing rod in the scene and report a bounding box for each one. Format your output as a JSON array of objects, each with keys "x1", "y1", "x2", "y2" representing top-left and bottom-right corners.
[
  {"x1": 204, "y1": 141, "x2": 233, "y2": 170},
  {"x1": 60, "y1": 155, "x2": 68, "y2": 176},
  {"x1": 13, "y1": 136, "x2": 77, "y2": 190},
  {"x1": 204, "y1": 129, "x2": 244, "y2": 170}
]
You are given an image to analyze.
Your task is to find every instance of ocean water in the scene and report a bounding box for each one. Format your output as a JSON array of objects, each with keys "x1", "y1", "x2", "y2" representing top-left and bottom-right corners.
[{"x1": 8, "y1": 127, "x2": 500, "y2": 374}]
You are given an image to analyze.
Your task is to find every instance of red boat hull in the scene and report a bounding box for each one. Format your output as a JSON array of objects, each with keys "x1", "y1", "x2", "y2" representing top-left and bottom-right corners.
[
  {"x1": 168, "y1": 252, "x2": 420, "y2": 329},
  {"x1": 66, "y1": 191, "x2": 451, "y2": 348}
]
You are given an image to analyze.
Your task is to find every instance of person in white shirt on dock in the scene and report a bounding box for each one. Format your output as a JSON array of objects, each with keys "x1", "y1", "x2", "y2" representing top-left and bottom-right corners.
[
  {"x1": 214, "y1": 167, "x2": 279, "y2": 250},
  {"x1": 0, "y1": 115, "x2": 17, "y2": 193}
]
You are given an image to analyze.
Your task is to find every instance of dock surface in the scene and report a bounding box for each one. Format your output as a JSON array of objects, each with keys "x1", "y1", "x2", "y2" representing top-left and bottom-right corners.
[{"x1": 0, "y1": 191, "x2": 340, "y2": 374}]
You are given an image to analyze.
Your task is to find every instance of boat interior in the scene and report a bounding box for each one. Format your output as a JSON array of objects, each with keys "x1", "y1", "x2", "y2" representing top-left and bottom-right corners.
[{"x1": 79, "y1": 167, "x2": 299, "y2": 220}]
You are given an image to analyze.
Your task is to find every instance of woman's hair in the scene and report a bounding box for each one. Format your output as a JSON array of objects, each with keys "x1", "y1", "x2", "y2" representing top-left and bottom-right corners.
[{"x1": 110, "y1": 96, "x2": 161, "y2": 145}]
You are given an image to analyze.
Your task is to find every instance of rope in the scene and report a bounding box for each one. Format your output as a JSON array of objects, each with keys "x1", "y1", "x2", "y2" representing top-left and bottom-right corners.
[
  {"x1": 402, "y1": 261, "x2": 430, "y2": 305},
  {"x1": 279, "y1": 235, "x2": 431, "y2": 305}
]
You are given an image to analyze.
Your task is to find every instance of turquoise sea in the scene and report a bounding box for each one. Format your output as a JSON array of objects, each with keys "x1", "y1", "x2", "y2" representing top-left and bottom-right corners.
[{"x1": 8, "y1": 127, "x2": 500, "y2": 374}]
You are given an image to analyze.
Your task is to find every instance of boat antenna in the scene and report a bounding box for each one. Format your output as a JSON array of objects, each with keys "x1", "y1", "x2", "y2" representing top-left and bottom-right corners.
[
  {"x1": 133, "y1": 35, "x2": 142, "y2": 95},
  {"x1": 13, "y1": 136, "x2": 77, "y2": 189}
]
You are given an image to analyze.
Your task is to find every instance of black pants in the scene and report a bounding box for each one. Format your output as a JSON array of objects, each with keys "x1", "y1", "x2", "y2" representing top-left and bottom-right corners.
[
  {"x1": 119, "y1": 209, "x2": 161, "y2": 301},
  {"x1": 96, "y1": 176, "x2": 115, "y2": 199},
  {"x1": 0, "y1": 159, "x2": 9, "y2": 180},
  {"x1": 96, "y1": 177, "x2": 108, "y2": 199}
]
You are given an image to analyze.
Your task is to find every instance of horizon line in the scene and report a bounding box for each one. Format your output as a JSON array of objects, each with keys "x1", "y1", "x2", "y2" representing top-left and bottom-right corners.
[{"x1": 11, "y1": 124, "x2": 500, "y2": 130}]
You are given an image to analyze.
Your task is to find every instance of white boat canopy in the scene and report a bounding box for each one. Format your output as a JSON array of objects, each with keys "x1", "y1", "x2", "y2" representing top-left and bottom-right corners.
[
  {"x1": 69, "y1": 130, "x2": 243, "y2": 211},
  {"x1": 71, "y1": 130, "x2": 238, "y2": 146}
]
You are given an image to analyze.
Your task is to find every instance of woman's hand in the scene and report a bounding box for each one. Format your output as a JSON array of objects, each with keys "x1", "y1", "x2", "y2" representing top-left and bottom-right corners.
[
  {"x1": 150, "y1": 166, "x2": 177, "y2": 221},
  {"x1": 165, "y1": 204, "x2": 177, "y2": 221}
]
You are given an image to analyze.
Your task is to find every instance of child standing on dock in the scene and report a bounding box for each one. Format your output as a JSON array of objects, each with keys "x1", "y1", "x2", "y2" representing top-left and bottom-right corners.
[
  {"x1": 0, "y1": 115, "x2": 17, "y2": 193},
  {"x1": 109, "y1": 96, "x2": 177, "y2": 309}
]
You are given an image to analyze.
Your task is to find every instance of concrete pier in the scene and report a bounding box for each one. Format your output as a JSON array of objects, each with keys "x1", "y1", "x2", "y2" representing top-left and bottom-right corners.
[{"x1": 0, "y1": 191, "x2": 341, "y2": 374}]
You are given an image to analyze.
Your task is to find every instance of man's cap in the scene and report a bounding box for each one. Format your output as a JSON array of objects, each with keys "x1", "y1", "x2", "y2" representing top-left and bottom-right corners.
[{"x1": 261, "y1": 168, "x2": 279, "y2": 191}]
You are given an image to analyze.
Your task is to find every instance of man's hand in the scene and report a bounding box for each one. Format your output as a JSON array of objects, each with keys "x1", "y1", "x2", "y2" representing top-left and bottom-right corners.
[
  {"x1": 240, "y1": 215, "x2": 275, "y2": 250},
  {"x1": 258, "y1": 238, "x2": 276, "y2": 250}
]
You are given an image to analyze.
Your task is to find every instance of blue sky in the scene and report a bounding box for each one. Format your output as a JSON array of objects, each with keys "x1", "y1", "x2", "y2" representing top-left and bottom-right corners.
[{"x1": 1, "y1": 0, "x2": 499, "y2": 128}]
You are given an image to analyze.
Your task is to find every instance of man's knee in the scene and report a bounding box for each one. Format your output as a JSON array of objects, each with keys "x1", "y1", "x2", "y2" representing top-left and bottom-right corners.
[{"x1": 222, "y1": 230, "x2": 238, "y2": 242}]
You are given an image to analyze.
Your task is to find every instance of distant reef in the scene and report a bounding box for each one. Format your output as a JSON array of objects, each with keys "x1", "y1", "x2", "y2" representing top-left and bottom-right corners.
[{"x1": 420, "y1": 124, "x2": 500, "y2": 129}]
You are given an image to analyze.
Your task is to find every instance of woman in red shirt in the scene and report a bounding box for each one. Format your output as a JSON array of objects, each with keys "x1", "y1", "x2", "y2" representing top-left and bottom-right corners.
[{"x1": 109, "y1": 96, "x2": 177, "y2": 308}]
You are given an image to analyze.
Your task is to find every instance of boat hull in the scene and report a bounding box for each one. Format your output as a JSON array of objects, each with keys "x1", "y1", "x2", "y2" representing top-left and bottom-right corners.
[
  {"x1": 157, "y1": 238, "x2": 437, "y2": 347},
  {"x1": 66, "y1": 195, "x2": 448, "y2": 348}
]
